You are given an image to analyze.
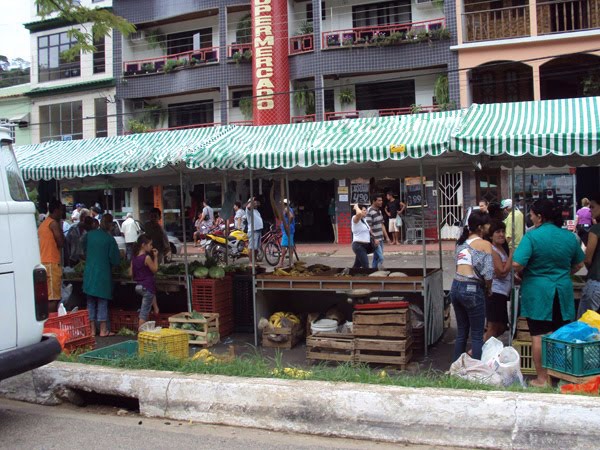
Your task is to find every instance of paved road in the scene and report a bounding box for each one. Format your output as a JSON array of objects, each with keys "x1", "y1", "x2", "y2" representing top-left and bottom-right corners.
[{"x1": 0, "y1": 398, "x2": 457, "y2": 450}]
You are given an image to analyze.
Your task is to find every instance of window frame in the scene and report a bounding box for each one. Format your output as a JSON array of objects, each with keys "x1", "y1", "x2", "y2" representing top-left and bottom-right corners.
[
  {"x1": 37, "y1": 31, "x2": 81, "y2": 82},
  {"x1": 39, "y1": 101, "x2": 83, "y2": 142}
]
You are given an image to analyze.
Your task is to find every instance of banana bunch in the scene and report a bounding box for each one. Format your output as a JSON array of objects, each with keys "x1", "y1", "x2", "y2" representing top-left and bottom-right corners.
[
  {"x1": 272, "y1": 367, "x2": 313, "y2": 379},
  {"x1": 192, "y1": 348, "x2": 217, "y2": 363},
  {"x1": 269, "y1": 311, "x2": 300, "y2": 328}
]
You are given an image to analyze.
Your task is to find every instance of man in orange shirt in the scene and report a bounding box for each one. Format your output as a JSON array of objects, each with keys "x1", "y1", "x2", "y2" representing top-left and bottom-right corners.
[{"x1": 38, "y1": 199, "x2": 64, "y2": 313}]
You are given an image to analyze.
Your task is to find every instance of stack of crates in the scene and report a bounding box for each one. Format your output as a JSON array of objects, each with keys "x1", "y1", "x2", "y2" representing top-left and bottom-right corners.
[
  {"x1": 138, "y1": 328, "x2": 189, "y2": 359},
  {"x1": 191, "y1": 277, "x2": 233, "y2": 337}
]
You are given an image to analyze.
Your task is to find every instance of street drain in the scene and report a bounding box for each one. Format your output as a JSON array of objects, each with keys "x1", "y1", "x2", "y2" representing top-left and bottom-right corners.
[{"x1": 70, "y1": 389, "x2": 140, "y2": 413}]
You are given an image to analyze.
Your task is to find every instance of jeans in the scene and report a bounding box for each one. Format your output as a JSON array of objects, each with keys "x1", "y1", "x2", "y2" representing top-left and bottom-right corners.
[
  {"x1": 87, "y1": 295, "x2": 109, "y2": 322},
  {"x1": 450, "y1": 280, "x2": 486, "y2": 361},
  {"x1": 136, "y1": 285, "x2": 155, "y2": 321},
  {"x1": 126, "y1": 243, "x2": 134, "y2": 261},
  {"x1": 577, "y1": 279, "x2": 600, "y2": 319},
  {"x1": 372, "y1": 241, "x2": 384, "y2": 269},
  {"x1": 352, "y1": 242, "x2": 370, "y2": 268}
]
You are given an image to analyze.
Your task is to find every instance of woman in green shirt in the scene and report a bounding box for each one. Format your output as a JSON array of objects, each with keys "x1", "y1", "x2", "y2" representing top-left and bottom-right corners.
[
  {"x1": 83, "y1": 214, "x2": 121, "y2": 337},
  {"x1": 513, "y1": 199, "x2": 585, "y2": 387}
]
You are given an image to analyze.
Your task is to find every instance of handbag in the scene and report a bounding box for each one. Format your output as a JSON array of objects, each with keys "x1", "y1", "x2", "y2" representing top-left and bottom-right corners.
[{"x1": 360, "y1": 218, "x2": 376, "y2": 254}]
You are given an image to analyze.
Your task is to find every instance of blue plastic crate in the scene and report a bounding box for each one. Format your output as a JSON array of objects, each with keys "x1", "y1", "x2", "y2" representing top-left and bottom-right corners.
[
  {"x1": 79, "y1": 340, "x2": 138, "y2": 362},
  {"x1": 542, "y1": 336, "x2": 600, "y2": 377}
]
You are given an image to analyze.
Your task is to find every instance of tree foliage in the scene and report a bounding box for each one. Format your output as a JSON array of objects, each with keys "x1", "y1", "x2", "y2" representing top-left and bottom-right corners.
[{"x1": 35, "y1": 0, "x2": 136, "y2": 61}]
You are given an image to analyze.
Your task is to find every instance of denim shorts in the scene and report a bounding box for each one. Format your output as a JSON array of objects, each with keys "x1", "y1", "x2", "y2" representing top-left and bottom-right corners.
[
  {"x1": 578, "y1": 279, "x2": 600, "y2": 319},
  {"x1": 136, "y1": 285, "x2": 155, "y2": 321}
]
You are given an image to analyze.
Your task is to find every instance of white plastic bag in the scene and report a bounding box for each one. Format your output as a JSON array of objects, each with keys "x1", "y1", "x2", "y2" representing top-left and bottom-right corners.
[
  {"x1": 57, "y1": 303, "x2": 67, "y2": 317},
  {"x1": 449, "y1": 353, "x2": 503, "y2": 386},
  {"x1": 61, "y1": 283, "x2": 73, "y2": 305},
  {"x1": 481, "y1": 336, "x2": 504, "y2": 365},
  {"x1": 490, "y1": 347, "x2": 525, "y2": 387}
]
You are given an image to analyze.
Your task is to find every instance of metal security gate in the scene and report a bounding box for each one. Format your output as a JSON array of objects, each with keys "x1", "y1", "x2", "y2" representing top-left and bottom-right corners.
[{"x1": 438, "y1": 172, "x2": 463, "y2": 240}]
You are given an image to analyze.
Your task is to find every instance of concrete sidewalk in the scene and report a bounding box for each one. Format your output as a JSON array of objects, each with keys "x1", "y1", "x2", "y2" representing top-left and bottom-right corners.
[{"x1": 2, "y1": 362, "x2": 600, "y2": 449}]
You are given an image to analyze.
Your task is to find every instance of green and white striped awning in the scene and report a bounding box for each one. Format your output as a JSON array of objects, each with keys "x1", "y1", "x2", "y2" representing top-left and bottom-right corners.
[
  {"x1": 452, "y1": 96, "x2": 600, "y2": 157},
  {"x1": 185, "y1": 110, "x2": 462, "y2": 171},
  {"x1": 15, "y1": 126, "x2": 233, "y2": 181}
]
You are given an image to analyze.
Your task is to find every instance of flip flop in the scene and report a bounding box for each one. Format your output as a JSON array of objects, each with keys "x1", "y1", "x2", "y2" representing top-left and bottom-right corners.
[{"x1": 100, "y1": 332, "x2": 116, "y2": 337}]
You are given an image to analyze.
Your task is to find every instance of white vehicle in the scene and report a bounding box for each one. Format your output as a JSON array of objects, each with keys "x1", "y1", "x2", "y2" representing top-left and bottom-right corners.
[
  {"x1": 113, "y1": 219, "x2": 183, "y2": 259},
  {"x1": 0, "y1": 128, "x2": 61, "y2": 380}
]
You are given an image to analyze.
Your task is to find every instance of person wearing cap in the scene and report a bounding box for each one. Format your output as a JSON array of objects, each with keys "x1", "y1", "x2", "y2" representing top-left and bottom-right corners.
[
  {"x1": 502, "y1": 199, "x2": 524, "y2": 249},
  {"x1": 277, "y1": 198, "x2": 295, "y2": 267},
  {"x1": 71, "y1": 203, "x2": 84, "y2": 223}
]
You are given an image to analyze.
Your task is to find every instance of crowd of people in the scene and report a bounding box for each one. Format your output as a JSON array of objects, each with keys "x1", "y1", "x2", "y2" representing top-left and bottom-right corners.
[{"x1": 450, "y1": 195, "x2": 600, "y2": 386}]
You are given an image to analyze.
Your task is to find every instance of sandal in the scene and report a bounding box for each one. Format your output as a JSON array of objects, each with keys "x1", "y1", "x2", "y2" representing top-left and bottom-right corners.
[
  {"x1": 528, "y1": 379, "x2": 549, "y2": 388},
  {"x1": 99, "y1": 332, "x2": 116, "y2": 337}
]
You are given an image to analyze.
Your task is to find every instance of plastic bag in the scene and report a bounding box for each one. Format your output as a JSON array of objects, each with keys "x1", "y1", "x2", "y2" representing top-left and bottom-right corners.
[
  {"x1": 57, "y1": 303, "x2": 67, "y2": 317},
  {"x1": 549, "y1": 322, "x2": 599, "y2": 343},
  {"x1": 560, "y1": 376, "x2": 600, "y2": 395},
  {"x1": 489, "y1": 347, "x2": 525, "y2": 387},
  {"x1": 481, "y1": 336, "x2": 504, "y2": 365},
  {"x1": 449, "y1": 353, "x2": 504, "y2": 386},
  {"x1": 409, "y1": 304, "x2": 424, "y2": 329},
  {"x1": 579, "y1": 310, "x2": 600, "y2": 332},
  {"x1": 61, "y1": 283, "x2": 73, "y2": 305}
]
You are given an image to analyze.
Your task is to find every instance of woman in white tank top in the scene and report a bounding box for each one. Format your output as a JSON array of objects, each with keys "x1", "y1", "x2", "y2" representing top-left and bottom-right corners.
[{"x1": 351, "y1": 204, "x2": 371, "y2": 268}]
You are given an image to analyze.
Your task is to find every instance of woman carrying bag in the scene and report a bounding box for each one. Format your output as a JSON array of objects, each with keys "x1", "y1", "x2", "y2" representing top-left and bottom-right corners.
[{"x1": 351, "y1": 204, "x2": 375, "y2": 269}]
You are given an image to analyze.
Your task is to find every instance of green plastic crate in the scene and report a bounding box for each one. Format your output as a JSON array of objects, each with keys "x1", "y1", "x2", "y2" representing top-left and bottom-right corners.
[
  {"x1": 79, "y1": 340, "x2": 138, "y2": 362},
  {"x1": 542, "y1": 336, "x2": 600, "y2": 377}
]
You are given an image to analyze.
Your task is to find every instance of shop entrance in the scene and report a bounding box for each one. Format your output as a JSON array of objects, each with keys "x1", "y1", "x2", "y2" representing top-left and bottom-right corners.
[{"x1": 289, "y1": 180, "x2": 335, "y2": 242}]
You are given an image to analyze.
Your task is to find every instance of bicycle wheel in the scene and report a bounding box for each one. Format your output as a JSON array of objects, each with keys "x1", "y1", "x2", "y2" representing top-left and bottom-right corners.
[{"x1": 264, "y1": 241, "x2": 281, "y2": 266}]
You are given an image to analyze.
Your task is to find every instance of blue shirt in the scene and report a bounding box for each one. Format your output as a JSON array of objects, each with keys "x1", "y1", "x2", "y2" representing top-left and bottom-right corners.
[
  {"x1": 513, "y1": 223, "x2": 584, "y2": 321},
  {"x1": 281, "y1": 207, "x2": 295, "y2": 236}
]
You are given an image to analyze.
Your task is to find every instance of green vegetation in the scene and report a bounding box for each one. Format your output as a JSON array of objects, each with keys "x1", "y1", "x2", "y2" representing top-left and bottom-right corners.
[
  {"x1": 293, "y1": 85, "x2": 316, "y2": 115},
  {"x1": 338, "y1": 87, "x2": 355, "y2": 106},
  {"x1": 60, "y1": 350, "x2": 556, "y2": 394},
  {"x1": 239, "y1": 96, "x2": 253, "y2": 120}
]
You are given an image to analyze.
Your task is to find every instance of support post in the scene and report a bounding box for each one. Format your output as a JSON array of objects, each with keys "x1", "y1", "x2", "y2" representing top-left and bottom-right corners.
[
  {"x1": 419, "y1": 160, "x2": 428, "y2": 357},
  {"x1": 250, "y1": 171, "x2": 258, "y2": 347},
  {"x1": 436, "y1": 165, "x2": 443, "y2": 271},
  {"x1": 179, "y1": 168, "x2": 192, "y2": 313},
  {"x1": 286, "y1": 173, "x2": 293, "y2": 267}
]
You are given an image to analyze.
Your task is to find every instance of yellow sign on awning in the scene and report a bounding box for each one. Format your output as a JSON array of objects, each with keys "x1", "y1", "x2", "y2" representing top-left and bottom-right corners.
[{"x1": 390, "y1": 144, "x2": 406, "y2": 153}]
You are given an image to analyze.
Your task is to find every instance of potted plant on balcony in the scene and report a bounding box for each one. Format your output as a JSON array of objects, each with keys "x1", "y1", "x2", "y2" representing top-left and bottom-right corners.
[
  {"x1": 338, "y1": 88, "x2": 355, "y2": 106},
  {"x1": 293, "y1": 84, "x2": 315, "y2": 115},
  {"x1": 429, "y1": 27, "x2": 451, "y2": 41},
  {"x1": 298, "y1": 21, "x2": 313, "y2": 35},
  {"x1": 326, "y1": 34, "x2": 340, "y2": 47},
  {"x1": 145, "y1": 29, "x2": 166, "y2": 50},
  {"x1": 163, "y1": 59, "x2": 179, "y2": 73},
  {"x1": 141, "y1": 63, "x2": 156, "y2": 74},
  {"x1": 127, "y1": 119, "x2": 150, "y2": 134},
  {"x1": 242, "y1": 49, "x2": 252, "y2": 62},
  {"x1": 239, "y1": 96, "x2": 253, "y2": 121},
  {"x1": 410, "y1": 104, "x2": 423, "y2": 114},
  {"x1": 342, "y1": 33, "x2": 355, "y2": 47},
  {"x1": 433, "y1": 74, "x2": 456, "y2": 111},
  {"x1": 190, "y1": 57, "x2": 199, "y2": 67}
]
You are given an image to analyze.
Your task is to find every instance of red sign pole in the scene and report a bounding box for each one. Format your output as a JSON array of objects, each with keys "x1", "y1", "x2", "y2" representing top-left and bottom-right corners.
[{"x1": 252, "y1": 0, "x2": 290, "y2": 125}]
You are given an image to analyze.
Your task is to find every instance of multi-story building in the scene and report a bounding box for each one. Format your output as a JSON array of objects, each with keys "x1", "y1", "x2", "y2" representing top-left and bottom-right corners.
[
  {"x1": 0, "y1": 83, "x2": 32, "y2": 146},
  {"x1": 453, "y1": 0, "x2": 600, "y2": 209}
]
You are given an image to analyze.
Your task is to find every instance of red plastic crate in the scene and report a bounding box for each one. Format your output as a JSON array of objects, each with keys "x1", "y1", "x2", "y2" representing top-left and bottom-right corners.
[
  {"x1": 109, "y1": 309, "x2": 139, "y2": 333},
  {"x1": 45, "y1": 310, "x2": 94, "y2": 351},
  {"x1": 191, "y1": 278, "x2": 233, "y2": 312},
  {"x1": 64, "y1": 336, "x2": 95, "y2": 353}
]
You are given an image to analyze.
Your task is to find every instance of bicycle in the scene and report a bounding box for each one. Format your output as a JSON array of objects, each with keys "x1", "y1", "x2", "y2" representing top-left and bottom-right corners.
[{"x1": 260, "y1": 224, "x2": 282, "y2": 266}]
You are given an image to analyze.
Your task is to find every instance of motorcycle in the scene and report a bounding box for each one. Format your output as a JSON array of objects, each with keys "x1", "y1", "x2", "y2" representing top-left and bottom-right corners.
[{"x1": 205, "y1": 229, "x2": 263, "y2": 264}]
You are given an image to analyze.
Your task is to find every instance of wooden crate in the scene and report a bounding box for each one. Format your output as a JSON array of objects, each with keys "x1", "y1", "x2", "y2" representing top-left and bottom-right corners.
[
  {"x1": 306, "y1": 333, "x2": 354, "y2": 363},
  {"x1": 353, "y1": 308, "x2": 411, "y2": 338},
  {"x1": 168, "y1": 312, "x2": 220, "y2": 347},
  {"x1": 355, "y1": 337, "x2": 413, "y2": 369},
  {"x1": 262, "y1": 322, "x2": 303, "y2": 349},
  {"x1": 516, "y1": 316, "x2": 531, "y2": 342}
]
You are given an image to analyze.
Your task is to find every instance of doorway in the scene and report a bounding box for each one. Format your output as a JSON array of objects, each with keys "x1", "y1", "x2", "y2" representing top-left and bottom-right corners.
[{"x1": 476, "y1": 169, "x2": 502, "y2": 203}]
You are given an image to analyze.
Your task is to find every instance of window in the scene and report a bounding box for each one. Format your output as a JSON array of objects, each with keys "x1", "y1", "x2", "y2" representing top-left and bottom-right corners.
[
  {"x1": 232, "y1": 90, "x2": 253, "y2": 108},
  {"x1": 352, "y1": 1, "x2": 411, "y2": 28},
  {"x1": 306, "y1": 2, "x2": 327, "y2": 23},
  {"x1": 39, "y1": 101, "x2": 83, "y2": 142},
  {"x1": 93, "y1": 34, "x2": 105, "y2": 74},
  {"x1": 38, "y1": 32, "x2": 81, "y2": 82},
  {"x1": 324, "y1": 89, "x2": 335, "y2": 113},
  {"x1": 0, "y1": 119, "x2": 16, "y2": 143},
  {"x1": 168, "y1": 100, "x2": 214, "y2": 128},
  {"x1": 355, "y1": 80, "x2": 415, "y2": 110},
  {"x1": 0, "y1": 142, "x2": 28, "y2": 201},
  {"x1": 167, "y1": 29, "x2": 212, "y2": 55},
  {"x1": 94, "y1": 98, "x2": 108, "y2": 138}
]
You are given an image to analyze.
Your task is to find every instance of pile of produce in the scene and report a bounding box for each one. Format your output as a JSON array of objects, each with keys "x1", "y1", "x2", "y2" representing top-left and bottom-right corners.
[
  {"x1": 273, "y1": 262, "x2": 332, "y2": 277},
  {"x1": 156, "y1": 257, "x2": 229, "y2": 280},
  {"x1": 258, "y1": 311, "x2": 302, "y2": 343},
  {"x1": 268, "y1": 311, "x2": 301, "y2": 328}
]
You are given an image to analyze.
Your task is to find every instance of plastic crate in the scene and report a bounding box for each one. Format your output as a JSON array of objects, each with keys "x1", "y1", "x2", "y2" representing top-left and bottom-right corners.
[
  {"x1": 79, "y1": 340, "x2": 138, "y2": 361},
  {"x1": 191, "y1": 278, "x2": 233, "y2": 313},
  {"x1": 513, "y1": 339, "x2": 536, "y2": 376},
  {"x1": 138, "y1": 328, "x2": 189, "y2": 359},
  {"x1": 45, "y1": 310, "x2": 94, "y2": 350},
  {"x1": 232, "y1": 274, "x2": 254, "y2": 333},
  {"x1": 168, "y1": 312, "x2": 220, "y2": 347},
  {"x1": 542, "y1": 336, "x2": 600, "y2": 377},
  {"x1": 109, "y1": 309, "x2": 139, "y2": 333}
]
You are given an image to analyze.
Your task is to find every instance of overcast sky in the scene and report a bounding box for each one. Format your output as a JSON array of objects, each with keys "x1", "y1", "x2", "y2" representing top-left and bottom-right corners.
[{"x1": 0, "y1": 2, "x2": 31, "y2": 62}]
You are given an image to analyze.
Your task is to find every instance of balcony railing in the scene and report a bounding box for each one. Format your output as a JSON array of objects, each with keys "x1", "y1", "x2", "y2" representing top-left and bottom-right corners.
[
  {"x1": 463, "y1": 5, "x2": 530, "y2": 42},
  {"x1": 125, "y1": 122, "x2": 221, "y2": 134},
  {"x1": 226, "y1": 43, "x2": 252, "y2": 61},
  {"x1": 229, "y1": 120, "x2": 253, "y2": 126},
  {"x1": 537, "y1": 0, "x2": 600, "y2": 35},
  {"x1": 291, "y1": 114, "x2": 316, "y2": 123},
  {"x1": 322, "y1": 18, "x2": 447, "y2": 50},
  {"x1": 324, "y1": 106, "x2": 439, "y2": 121},
  {"x1": 123, "y1": 47, "x2": 220, "y2": 76},
  {"x1": 290, "y1": 34, "x2": 314, "y2": 55}
]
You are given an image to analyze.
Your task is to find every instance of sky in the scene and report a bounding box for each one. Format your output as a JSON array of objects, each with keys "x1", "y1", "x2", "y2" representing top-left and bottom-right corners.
[{"x1": 0, "y1": 1, "x2": 32, "y2": 62}]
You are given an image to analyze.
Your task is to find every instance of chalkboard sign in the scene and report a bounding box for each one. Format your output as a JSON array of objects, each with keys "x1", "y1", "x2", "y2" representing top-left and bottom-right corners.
[
  {"x1": 405, "y1": 177, "x2": 427, "y2": 208},
  {"x1": 351, "y1": 181, "x2": 370, "y2": 205}
]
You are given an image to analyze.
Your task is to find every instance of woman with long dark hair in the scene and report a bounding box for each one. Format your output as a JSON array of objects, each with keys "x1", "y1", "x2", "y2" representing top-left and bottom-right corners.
[
  {"x1": 513, "y1": 199, "x2": 585, "y2": 387},
  {"x1": 451, "y1": 210, "x2": 494, "y2": 361}
]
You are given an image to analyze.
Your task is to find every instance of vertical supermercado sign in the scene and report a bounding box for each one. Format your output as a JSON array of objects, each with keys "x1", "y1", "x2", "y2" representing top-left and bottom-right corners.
[{"x1": 252, "y1": 0, "x2": 290, "y2": 125}]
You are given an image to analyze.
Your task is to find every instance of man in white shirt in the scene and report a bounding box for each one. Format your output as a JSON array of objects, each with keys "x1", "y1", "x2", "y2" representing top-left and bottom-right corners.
[
  {"x1": 121, "y1": 212, "x2": 140, "y2": 260},
  {"x1": 245, "y1": 197, "x2": 263, "y2": 264},
  {"x1": 200, "y1": 200, "x2": 214, "y2": 228},
  {"x1": 233, "y1": 201, "x2": 245, "y2": 230},
  {"x1": 71, "y1": 203, "x2": 83, "y2": 223}
]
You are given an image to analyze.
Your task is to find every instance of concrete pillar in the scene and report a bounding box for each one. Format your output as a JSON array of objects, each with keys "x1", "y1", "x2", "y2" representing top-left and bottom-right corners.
[
  {"x1": 314, "y1": 74, "x2": 324, "y2": 122},
  {"x1": 529, "y1": 61, "x2": 543, "y2": 101},
  {"x1": 312, "y1": 0, "x2": 322, "y2": 50},
  {"x1": 131, "y1": 186, "x2": 141, "y2": 219},
  {"x1": 529, "y1": 0, "x2": 538, "y2": 37},
  {"x1": 219, "y1": 7, "x2": 229, "y2": 124},
  {"x1": 459, "y1": 70, "x2": 471, "y2": 106}
]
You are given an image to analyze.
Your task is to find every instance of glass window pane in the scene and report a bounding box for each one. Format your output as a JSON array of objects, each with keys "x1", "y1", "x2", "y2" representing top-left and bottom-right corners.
[
  {"x1": 49, "y1": 47, "x2": 59, "y2": 68},
  {"x1": 60, "y1": 32, "x2": 69, "y2": 43},
  {"x1": 38, "y1": 36, "x2": 48, "y2": 48},
  {"x1": 49, "y1": 33, "x2": 59, "y2": 46}
]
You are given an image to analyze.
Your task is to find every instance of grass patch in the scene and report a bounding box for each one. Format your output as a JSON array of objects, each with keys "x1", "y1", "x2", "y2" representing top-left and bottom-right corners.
[{"x1": 58, "y1": 347, "x2": 557, "y2": 395}]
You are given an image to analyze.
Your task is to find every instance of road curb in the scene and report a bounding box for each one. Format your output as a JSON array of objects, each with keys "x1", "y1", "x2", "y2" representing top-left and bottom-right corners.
[{"x1": 2, "y1": 362, "x2": 600, "y2": 448}]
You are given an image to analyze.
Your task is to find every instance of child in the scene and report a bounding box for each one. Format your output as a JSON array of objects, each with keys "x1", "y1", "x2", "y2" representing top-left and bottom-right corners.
[{"x1": 131, "y1": 234, "x2": 159, "y2": 328}]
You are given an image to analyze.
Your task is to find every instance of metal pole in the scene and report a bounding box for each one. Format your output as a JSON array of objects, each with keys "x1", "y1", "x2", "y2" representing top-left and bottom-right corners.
[
  {"x1": 285, "y1": 173, "x2": 292, "y2": 267},
  {"x1": 420, "y1": 160, "x2": 426, "y2": 278},
  {"x1": 179, "y1": 168, "x2": 192, "y2": 313},
  {"x1": 511, "y1": 163, "x2": 516, "y2": 253},
  {"x1": 436, "y1": 165, "x2": 442, "y2": 271},
  {"x1": 250, "y1": 170, "x2": 258, "y2": 347},
  {"x1": 522, "y1": 165, "x2": 526, "y2": 236},
  {"x1": 572, "y1": 170, "x2": 577, "y2": 220},
  {"x1": 509, "y1": 162, "x2": 516, "y2": 346}
]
